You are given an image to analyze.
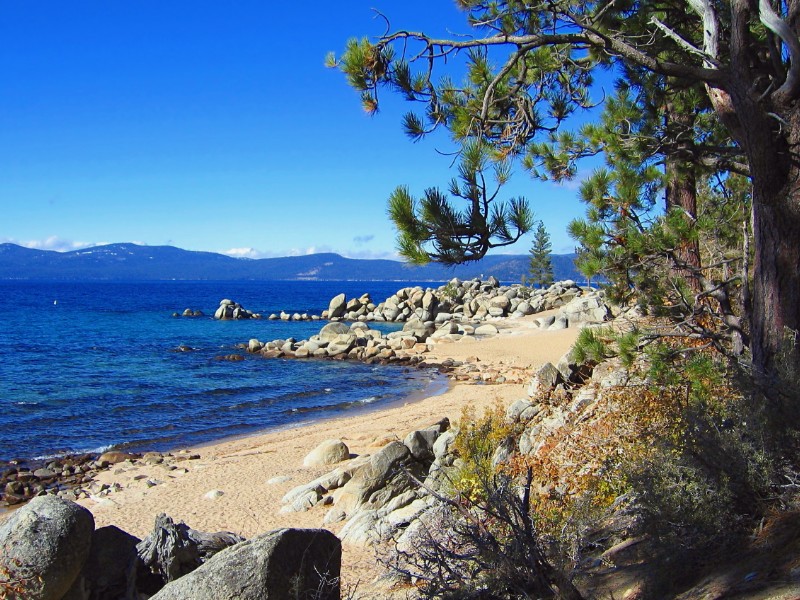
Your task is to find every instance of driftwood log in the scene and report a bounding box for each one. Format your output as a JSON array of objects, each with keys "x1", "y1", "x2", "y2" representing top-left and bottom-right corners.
[{"x1": 136, "y1": 513, "x2": 245, "y2": 584}]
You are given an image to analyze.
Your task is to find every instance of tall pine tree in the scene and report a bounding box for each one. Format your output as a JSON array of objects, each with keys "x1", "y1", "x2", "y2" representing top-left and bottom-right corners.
[
  {"x1": 332, "y1": 0, "x2": 800, "y2": 404},
  {"x1": 527, "y1": 221, "x2": 554, "y2": 288}
]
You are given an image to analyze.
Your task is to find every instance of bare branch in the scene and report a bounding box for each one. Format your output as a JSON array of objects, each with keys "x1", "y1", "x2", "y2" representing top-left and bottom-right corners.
[
  {"x1": 687, "y1": 0, "x2": 721, "y2": 64},
  {"x1": 759, "y1": 0, "x2": 800, "y2": 101},
  {"x1": 381, "y1": 29, "x2": 724, "y2": 84},
  {"x1": 480, "y1": 45, "x2": 531, "y2": 125},
  {"x1": 650, "y1": 16, "x2": 722, "y2": 67}
]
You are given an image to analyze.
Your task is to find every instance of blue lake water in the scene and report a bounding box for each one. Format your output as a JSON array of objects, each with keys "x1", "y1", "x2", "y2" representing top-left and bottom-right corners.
[{"x1": 0, "y1": 280, "x2": 445, "y2": 462}]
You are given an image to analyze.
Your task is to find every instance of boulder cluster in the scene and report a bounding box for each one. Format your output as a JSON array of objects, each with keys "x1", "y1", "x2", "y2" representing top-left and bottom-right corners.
[
  {"x1": 338, "y1": 277, "x2": 579, "y2": 323},
  {"x1": 213, "y1": 299, "x2": 261, "y2": 320},
  {"x1": 280, "y1": 418, "x2": 457, "y2": 548},
  {"x1": 0, "y1": 495, "x2": 341, "y2": 600},
  {"x1": 2, "y1": 454, "x2": 99, "y2": 507},
  {"x1": 266, "y1": 277, "x2": 598, "y2": 324},
  {"x1": 240, "y1": 281, "x2": 613, "y2": 387}
]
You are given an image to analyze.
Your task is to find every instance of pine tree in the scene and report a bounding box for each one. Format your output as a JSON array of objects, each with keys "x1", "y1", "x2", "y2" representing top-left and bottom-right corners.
[
  {"x1": 332, "y1": 0, "x2": 800, "y2": 400},
  {"x1": 527, "y1": 221, "x2": 553, "y2": 288},
  {"x1": 387, "y1": 140, "x2": 533, "y2": 265}
]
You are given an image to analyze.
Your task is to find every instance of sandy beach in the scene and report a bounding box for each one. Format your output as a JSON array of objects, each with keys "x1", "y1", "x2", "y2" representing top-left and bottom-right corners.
[{"x1": 76, "y1": 314, "x2": 579, "y2": 591}]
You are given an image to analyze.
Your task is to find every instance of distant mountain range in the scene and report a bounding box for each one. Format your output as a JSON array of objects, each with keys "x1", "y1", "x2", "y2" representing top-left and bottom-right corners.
[{"x1": 0, "y1": 243, "x2": 582, "y2": 283}]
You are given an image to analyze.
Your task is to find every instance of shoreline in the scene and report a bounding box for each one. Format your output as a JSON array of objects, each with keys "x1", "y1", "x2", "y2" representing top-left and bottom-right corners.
[
  {"x1": 63, "y1": 316, "x2": 579, "y2": 591},
  {"x1": 0, "y1": 364, "x2": 449, "y2": 514},
  {"x1": 186, "y1": 368, "x2": 453, "y2": 456}
]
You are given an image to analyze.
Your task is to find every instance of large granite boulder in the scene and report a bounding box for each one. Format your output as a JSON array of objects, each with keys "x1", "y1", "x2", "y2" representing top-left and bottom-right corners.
[
  {"x1": 560, "y1": 293, "x2": 610, "y2": 324},
  {"x1": 0, "y1": 495, "x2": 94, "y2": 600},
  {"x1": 318, "y1": 321, "x2": 351, "y2": 342},
  {"x1": 149, "y1": 529, "x2": 341, "y2": 600},
  {"x1": 80, "y1": 525, "x2": 141, "y2": 600},
  {"x1": 334, "y1": 441, "x2": 412, "y2": 512},
  {"x1": 327, "y1": 293, "x2": 347, "y2": 319},
  {"x1": 303, "y1": 439, "x2": 350, "y2": 467},
  {"x1": 527, "y1": 362, "x2": 562, "y2": 399},
  {"x1": 214, "y1": 299, "x2": 257, "y2": 320},
  {"x1": 403, "y1": 428, "x2": 441, "y2": 462},
  {"x1": 325, "y1": 334, "x2": 356, "y2": 357}
]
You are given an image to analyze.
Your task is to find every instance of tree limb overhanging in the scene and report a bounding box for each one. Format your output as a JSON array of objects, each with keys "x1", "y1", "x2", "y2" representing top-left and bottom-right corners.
[{"x1": 334, "y1": 0, "x2": 800, "y2": 388}]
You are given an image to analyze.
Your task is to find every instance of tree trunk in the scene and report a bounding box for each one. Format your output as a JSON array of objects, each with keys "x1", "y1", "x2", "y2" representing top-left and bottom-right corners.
[
  {"x1": 664, "y1": 101, "x2": 702, "y2": 292},
  {"x1": 708, "y1": 72, "x2": 800, "y2": 403},
  {"x1": 732, "y1": 95, "x2": 800, "y2": 400},
  {"x1": 750, "y1": 178, "x2": 800, "y2": 400},
  {"x1": 665, "y1": 156, "x2": 702, "y2": 290}
]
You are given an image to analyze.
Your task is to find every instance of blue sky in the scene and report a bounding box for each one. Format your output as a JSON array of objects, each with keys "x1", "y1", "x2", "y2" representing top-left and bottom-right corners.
[{"x1": 1, "y1": 1, "x2": 591, "y2": 259}]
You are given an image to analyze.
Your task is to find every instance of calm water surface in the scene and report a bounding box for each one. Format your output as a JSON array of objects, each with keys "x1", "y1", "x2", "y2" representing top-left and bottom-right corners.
[{"x1": 0, "y1": 280, "x2": 444, "y2": 461}]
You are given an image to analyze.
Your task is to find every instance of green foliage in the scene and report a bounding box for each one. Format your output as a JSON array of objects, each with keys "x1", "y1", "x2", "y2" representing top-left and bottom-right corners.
[
  {"x1": 330, "y1": 0, "x2": 800, "y2": 393},
  {"x1": 572, "y1": 327, "x2": 616, "y2": 365},
  {"x1": 333, "y1": 38, "x2": 396, "y2": 114},
  {"x1": 527, "y1": 221, "x2": 554, "y2": 288},
  {"x1": 617, "y1": 353, "x2": 775, "y2": 553},
  {"x1": 559, "y1": 71, "x2": 752, "y2": 358},
  {"x1": 571, "y1": 326, "x2": 642, "y2": 368},
  {"x1": 388, "y1": 140, "x2": 534, "y2": 264},
  {"x1": 452, "y1": 403, "x2": 516, "y2": 494}
]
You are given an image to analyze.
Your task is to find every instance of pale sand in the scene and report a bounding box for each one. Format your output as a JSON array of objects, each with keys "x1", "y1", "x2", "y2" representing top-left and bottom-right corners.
[{"x1": 76, "y1": 316, "x2": 578, "y2": 591}]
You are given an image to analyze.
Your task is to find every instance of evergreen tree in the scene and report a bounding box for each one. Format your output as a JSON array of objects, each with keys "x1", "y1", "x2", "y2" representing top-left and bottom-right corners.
[
  {"x1": 527, "y1": 221, "x2": 554, "y2": 288},
  {"x1": 331, "y1": 0, "x2": 800, "y2": 395},
  {"x1": 566, "y1": 80, "x2": 750, "y2": 356},
  {"x1": 388, "y1": 140, "x2": 534, "y2": 265}
]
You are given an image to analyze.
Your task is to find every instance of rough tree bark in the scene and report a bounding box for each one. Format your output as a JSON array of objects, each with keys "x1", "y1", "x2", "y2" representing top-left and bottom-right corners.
[
  {"x1": 714, "y1": 29, "x2": 800, "y2": 398},
  {"x1": 664, "y1": 101, "x2": 703, "y2": 293}
]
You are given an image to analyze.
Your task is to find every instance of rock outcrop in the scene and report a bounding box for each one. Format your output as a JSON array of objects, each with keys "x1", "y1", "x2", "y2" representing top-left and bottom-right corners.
[
  {"x1": 280, "y1": 418, "x2": 455, "y2": 546},
  {"x1": 0, "y1": 499, "x2": 343, "y2": 600},
  {"x1": 0, "y1": 495, "x2": 94, "y2": 600},
  {"x1": 262, "y1": 279, "x2": 612, "y2": 327},
  {"x1": 248, "y1": 280, "x2": 611, "y2": 366},
  {"x1": 149, "y1": 528, "x2": 341, "y2": 600},
  {"x1": 213, "y1": 299, "x2": 261, "y2": 320}
]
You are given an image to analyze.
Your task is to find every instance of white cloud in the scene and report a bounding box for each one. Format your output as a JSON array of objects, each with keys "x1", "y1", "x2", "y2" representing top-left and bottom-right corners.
[
  {"x1": 220, "y1": 247, "x2": 263, "y2": 259},
  {"x1": 0, "y1": 236, "x2": 99, "y2": 252},
  {"x1": 286, "y1": 245, "x2": 335, "y2": 257},
  {"x1": 342, "y1": 249, "x2": 400, "y2": 260}
]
